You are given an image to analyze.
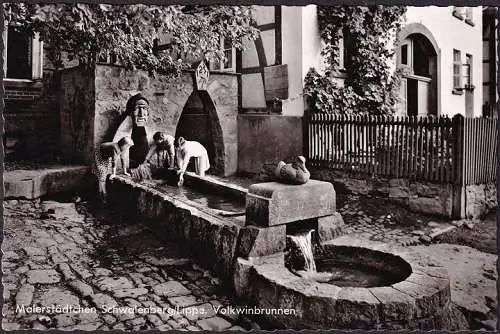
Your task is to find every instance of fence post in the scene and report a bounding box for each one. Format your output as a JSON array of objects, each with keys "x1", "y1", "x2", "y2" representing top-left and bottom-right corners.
[
  {"x1": 451, "y1": 114, "x2": 465, "y2": 218},
  {"x1": 303, "y1": 107, "x2": 310, "y2": 163}
]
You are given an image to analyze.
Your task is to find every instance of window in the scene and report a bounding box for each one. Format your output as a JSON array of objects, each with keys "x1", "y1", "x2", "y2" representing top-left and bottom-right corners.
[
  {"x1": 465, "y1": 7, "x2": 473, "y2": 22},
  {"x1": 464, "y1": 54, "x2": 472, "y2": 88},
  {"x1": 342, "y1": 28, "x2": 354, "y2": 70},
  {"x1": 6, "y1": 27, "x2": 32, "y2": 79},
  {"x1": 453, "y1": 49, "x2": 462, "y2": 90},
  {"x1": 452, "y1": 7, "x2": 464, "y2": 20},
  {"x1": 209, "y1": 37, "x2": 236, "y2": 72},
  {"x1": 3, "y1": 25, "x2": 43, "y2": 80},
  {"x1": 338, "y1": 32, "x2": 345, "y2": 69},
  {"x1": 401, "y1": 44, "x2": 408, "y2": 65}
]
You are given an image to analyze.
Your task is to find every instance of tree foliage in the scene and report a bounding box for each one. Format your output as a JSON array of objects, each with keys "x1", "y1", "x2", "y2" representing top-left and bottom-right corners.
[
  {"x1": 304, "y1": 6, "x2": 407, "y2": 115},
  {"x1": 3, "y1": 3, "x2": 259, "y2": 75}
]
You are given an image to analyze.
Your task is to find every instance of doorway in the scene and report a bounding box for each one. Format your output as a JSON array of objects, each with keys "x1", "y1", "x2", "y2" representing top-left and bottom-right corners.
[{"x1": 175, "y1": 91, "x2": 224, "y2": 175}]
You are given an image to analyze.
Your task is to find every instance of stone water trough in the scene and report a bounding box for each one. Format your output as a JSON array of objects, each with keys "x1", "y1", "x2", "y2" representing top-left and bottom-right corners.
[{"x1": 106, "y1": 173, "x2": 452, "y2": 330}]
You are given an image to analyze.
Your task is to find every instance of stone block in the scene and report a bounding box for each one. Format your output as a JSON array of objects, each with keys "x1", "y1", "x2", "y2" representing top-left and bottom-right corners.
[
  {"x1": 27, "y1": 269, "x2": 61, "y2": 284},
  {"x1": 245, "y1": 180, "x2": 336, "y2": 227},
  {"x1": 368, "y1": 287, "x2": 417, "y2": 321},
  {"x1": 233, "y1": 257, "x2": 254, "y2": 299},
  {"x1": 236, "y1": 225, "x2": 286, "y2": 258},
  {"x1": 152, "y1": 281, "x2": 190, "y2": 297},
  {"x1": 197, "y1": 317, "x2": 232, "y2": 331},
  {"x1": 344, "y1": 178, "x2": 371, "y2": 195},
  {"x1": 15, "y1": 284, "x2": 35, "y2": 308},
  {"x1": 388, "y1": 186, "x2": 410, "y2": 199},
  {"x1": 408, "y1": 197, "x2": 448, "y2": 216},
  {"x1": 4, "y1": 166, "x2": 90, "y2": 199},
  {"x1": 317, "y1": 213, "x2": 345, "y2": 243}
]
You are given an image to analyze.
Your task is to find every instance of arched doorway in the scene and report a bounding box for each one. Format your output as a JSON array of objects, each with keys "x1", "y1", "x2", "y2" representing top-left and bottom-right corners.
[
  {"x1": 397, "y1": 24, "x2": 440, "y2": 117},
  {"x1": 175, "y1": 90, "x2": 224, "y2": 175}
]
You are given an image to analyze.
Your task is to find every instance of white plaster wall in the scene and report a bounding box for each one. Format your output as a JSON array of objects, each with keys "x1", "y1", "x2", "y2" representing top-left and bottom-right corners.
[
  {"x1": 241, "y1": 6, "x2": 273, "y2": 109},
  {"x1": 281, "y1": 7, "x2": 303, "y2": 116},
  {"x1": 242, "y1": 73, "x2": 266, "y2": 108},
  {"x1": 281, "y1": 5, "x2": 323, "y2": 116},
  {"x1": 252, "y1": 6, "x2": 275, "y2": 26},
  {"x1": 405, "y1": 6, "x2": 483, "y2": 117}
]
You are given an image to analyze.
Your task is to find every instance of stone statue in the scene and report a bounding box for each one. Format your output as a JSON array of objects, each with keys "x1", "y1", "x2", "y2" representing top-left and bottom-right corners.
[
  {"x1": 274, "y1": 156, "x2": 310, "y2": 185},
  {"x1": 97, "y1": 136, "x2": 134, "y2": 197},
  {"x1": 113, "y1": 93, "x2": 152, "y2": 169},
  {"x1": 145, "y1": 131, "x2": 176, "y2": 169},
  {"x1": 175, "y1": 137, "x2": 210, "y2": 186}
]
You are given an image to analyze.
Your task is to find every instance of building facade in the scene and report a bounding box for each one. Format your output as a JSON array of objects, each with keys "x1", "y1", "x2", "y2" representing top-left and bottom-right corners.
[
  {"x1": 239, "y1": 5, "x2": 488, "y2": 118},
  {"x1": 2, "y1": 5, "x2": 497, "y2": 171}
]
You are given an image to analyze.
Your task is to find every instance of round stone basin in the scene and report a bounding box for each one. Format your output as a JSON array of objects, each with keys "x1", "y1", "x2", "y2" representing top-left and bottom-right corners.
[
  {"x1": 295, "y1": 244, "x2": 412, "y2": 288},
  {"x1": 250, "y1": 239, "x2": 452, "y2": 330}
]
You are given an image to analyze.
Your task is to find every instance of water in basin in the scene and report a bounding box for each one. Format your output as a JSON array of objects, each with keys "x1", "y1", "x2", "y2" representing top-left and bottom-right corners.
[
  {"x1": 289, "y1": 229, "x2": 404, "y2": 288},
  {"x1": 153, "y1": 182, "x2": 245, "y2": 213},
  {"x1": 313, "y1": 261, "x2": 404, "y2": 288}
]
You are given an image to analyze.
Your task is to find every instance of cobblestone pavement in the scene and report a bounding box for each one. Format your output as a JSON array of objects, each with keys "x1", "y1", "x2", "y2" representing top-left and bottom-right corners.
[
  {"x1": 337, "y1": 193, "x2": 463, "y2": 247},
  {"x1": 2, "y1": 192, "x2": 492, "y2": 330},
  {"x1": 2, "y1": 199, "x2": 259, "y2": 331}
]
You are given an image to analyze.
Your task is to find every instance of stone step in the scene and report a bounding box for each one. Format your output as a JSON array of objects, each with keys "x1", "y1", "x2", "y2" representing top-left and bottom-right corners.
[{"x1": 4, "y1": 165, "x2": 92, "y2": 199}]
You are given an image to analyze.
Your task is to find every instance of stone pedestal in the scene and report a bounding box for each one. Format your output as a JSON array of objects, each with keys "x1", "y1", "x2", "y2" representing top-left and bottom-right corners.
[{"x1": 245, "y1": 180, "x2": 336, "y2": 227}]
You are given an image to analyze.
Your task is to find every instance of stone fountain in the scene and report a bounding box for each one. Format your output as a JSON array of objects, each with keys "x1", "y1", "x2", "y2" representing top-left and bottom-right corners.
[
  {"x1": 102, "y1": 93, "x2": 453, "y2": 329},
  {"x1": 233, "y1": 178, "x2": 453, "y2": 330}
]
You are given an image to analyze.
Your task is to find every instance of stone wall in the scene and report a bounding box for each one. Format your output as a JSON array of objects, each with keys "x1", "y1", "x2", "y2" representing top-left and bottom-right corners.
[
  {"x1": 464, "y1": 183, "x2": 497, "y2": 219},
  {"x1": 4, "y1": 78, "x2": 60, "y2": 160},
  {"x1": 237, "y1": 115, "x2": 303, "y2": 174},
  {"x1": 311, "y1": 168, "x2": 497, "y2": 218},
  {"x1": 58, "y1": 64, "x2": 239, "y2": 176},
  {"x1": 311, "y1": 169, "x2": 455, "y2": 217},
  {"x1": 59, "y1": 66, "x2": 96, "y2": 163}
]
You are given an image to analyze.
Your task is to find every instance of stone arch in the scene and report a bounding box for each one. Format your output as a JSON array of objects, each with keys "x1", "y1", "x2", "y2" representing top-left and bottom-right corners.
[
  {"x1": 175, "y1": 90, "x2": 225, "y2": 175},
  {"x1": 165, "y1": 73, "x2": 238, "y2": 177},
  {"x1": 397, "y1": 23, "x2": 442, "y2": 116},
  {"x1": 93, "y1": 65, "x2": 238, "y2": 177}
]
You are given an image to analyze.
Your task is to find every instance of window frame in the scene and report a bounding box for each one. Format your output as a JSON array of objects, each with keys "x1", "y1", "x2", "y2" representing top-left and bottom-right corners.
[
  {"x1": 3, "y1": 22, "x2": 43, "y2": 81},
  {"x1": 464, "y1": 7, "x2": 474, "y2": 26},
  {"x1": 453, "y1": 49, "x2": 463, "y2": 94},
  {"x1": 464, "y1": 53, "x2": 473, "y2": 90},
  {"x1": 209, "y1": 37, "x2": 236, "y2": 72},
  {"x1": 452, "y1": 6, "x2": 465, "y2": 20},
  {"x1": 398, "y1": 39, "x2": 413, "y2": 73}
]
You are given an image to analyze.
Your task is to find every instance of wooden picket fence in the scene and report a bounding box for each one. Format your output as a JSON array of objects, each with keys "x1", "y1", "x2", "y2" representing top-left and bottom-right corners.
[{"x1": 305, "y1": 113, "x2": 498, "y2": 186}]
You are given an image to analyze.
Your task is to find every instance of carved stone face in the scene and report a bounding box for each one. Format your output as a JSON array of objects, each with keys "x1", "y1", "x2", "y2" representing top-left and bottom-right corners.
[{"x1": 132, "y1": 99, "x2": 149, "y2": 127}]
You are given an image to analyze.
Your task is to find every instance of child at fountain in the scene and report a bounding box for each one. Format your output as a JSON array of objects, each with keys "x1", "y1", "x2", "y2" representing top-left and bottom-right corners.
[
  {"x1": 175, "y1": 137, "x2": 210, "y2": 186},
  {"x1": 96, "y1": 136, "x2": 134, "y2": 198},
  {"x1": 145, "y1": 131, "x2": 175, "y2": 168}
]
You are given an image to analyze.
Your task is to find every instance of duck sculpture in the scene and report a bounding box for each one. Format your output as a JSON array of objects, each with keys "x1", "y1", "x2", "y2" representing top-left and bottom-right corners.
[{"x1": 274, "y1": 156, "x2": 310, "y2": 185}]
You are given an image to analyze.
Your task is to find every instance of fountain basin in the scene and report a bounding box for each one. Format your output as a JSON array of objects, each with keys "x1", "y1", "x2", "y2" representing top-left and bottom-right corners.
[
  {"x1": 106, "y1": 174, "x2": 288, "y2": 280},
  {"x1": 245, "y1": 237, "x2": 451, "y2": 330}
]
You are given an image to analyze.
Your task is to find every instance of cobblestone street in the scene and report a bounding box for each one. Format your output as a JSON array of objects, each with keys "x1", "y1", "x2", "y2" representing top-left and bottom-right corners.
[
  {"x1": 2, "y1": 191, "x2": 496, "y2": 330},
  {"x1": 2, "y1": 199, "x2": 256, "y2": 331}
]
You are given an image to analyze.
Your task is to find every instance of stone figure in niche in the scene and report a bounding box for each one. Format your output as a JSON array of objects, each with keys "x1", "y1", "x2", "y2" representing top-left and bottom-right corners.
[
  {"x1": 275, "y1": 156, "x2": 310, "y2": 185},
  {"x1": 145, "y1": 131, "x2": 176, "y2": 169},
  {"x1": 97, "y1": 136, "x2": 134, "y2": 197},
  {"x1": 113, "y1": 93, "x2": 152, "y2": 169},
  {"x1": 175, "y1": 137, "x2": 210, "y2": 186},
  {"x1": 113, "y1": 93, "x2": 169, "y2": 181}
]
